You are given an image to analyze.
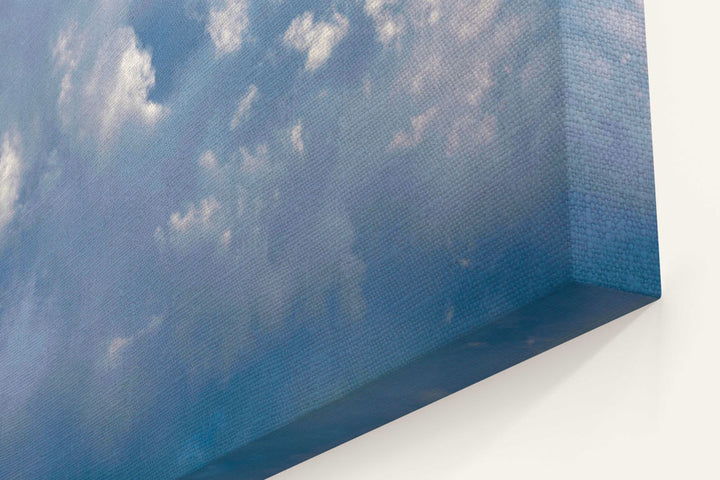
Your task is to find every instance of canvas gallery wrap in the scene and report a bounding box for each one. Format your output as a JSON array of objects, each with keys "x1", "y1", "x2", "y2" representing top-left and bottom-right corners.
[{"x1": 0, "y1": 0, "x2": 659, "y2": 478}]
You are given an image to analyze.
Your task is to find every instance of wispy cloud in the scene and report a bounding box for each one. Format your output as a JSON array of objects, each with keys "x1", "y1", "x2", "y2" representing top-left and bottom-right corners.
[
  {"x1": 103, "y1": 314, "x2": 165, "y2": 369},
  {"x1": 0, "y1": 130, "x2": 23, "y2": 237},
  {"x1": 445, "y1": 113, "x2": 497, "y2": 157},
  {"x1": 291, "y1": 120, "x2": 305, "y2": 153},
  {"x1": 0, "y1": 281, "x2": 56, "y2": 418},
  {"x1": 52, "y1": 21, "x2": 83, "y2": 106},
  {"x1": 230, "y1": 84, "x2": 258, "y2": 130}
]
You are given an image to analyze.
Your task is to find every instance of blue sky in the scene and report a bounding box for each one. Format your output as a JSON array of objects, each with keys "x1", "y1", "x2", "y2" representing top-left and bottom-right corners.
[{"x1": 0, "y1": 1, "x2": 654, "y2": 478}]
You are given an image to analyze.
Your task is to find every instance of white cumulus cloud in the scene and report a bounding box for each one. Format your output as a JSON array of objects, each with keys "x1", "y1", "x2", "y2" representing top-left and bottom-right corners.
[
  {"x1": 169, "y1": 196, "x2": 221, "y2": 235},
  {"x1": 93, "y1": 28, "x2": 163, "y2": 139},
  {"x1": 283, "y1": 12, "x2": 349, "y2": 71},
  {"x1": 240, "y1": 143, "x2": 269, "y2": 172},
  {"x1": 155, "y1": 195, "x2": 231, "y2": 253},
  {"x1": 207, "y1": 0, "x2": 250, "y2": 56},
  {"x1": 364, "y1": 0, "x2": 405, "y2": 44},
  {"x1": 388, "y1": 107, "x2": 437, "y2": 151},
  {"x1": 384, "y1": 1, "x2": 507, "y2": 159},
  {"x1": 56, "y1": 25, "x2": 164, "y2": 143},
  {"x1": 449, "y1": 0, "x2": 500, "y2": 42},
  {"x1": 199, "y1": 150, "x2": 219, "y2": 170}
]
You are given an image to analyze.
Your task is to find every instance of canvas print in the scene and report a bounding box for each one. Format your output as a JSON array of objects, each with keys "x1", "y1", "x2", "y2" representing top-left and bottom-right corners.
[{"x1": 0, "y1": 0, "x2": 659, "y2": 478}]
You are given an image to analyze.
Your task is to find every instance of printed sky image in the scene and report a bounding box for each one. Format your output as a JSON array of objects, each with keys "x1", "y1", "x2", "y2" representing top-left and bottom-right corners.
[{"x1": 0, "y1": 1, "x2": 653, "y2": 478}]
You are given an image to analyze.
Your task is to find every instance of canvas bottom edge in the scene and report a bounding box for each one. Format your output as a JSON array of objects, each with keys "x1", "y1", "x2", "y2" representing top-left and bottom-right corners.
[{"x1": 179, "y1": 282, "x2": 657, "y2": 480}]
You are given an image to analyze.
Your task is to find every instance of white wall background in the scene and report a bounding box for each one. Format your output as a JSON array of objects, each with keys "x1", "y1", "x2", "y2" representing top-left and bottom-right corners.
[{"x1": 275, "y1": 1, "x2": 720, "y2": 478}]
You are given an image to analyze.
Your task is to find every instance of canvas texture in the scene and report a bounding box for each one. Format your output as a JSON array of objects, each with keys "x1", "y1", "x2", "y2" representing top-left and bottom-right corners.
[{"x1": 0, "y1": 1, "x2": 658, "y2": 478}]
